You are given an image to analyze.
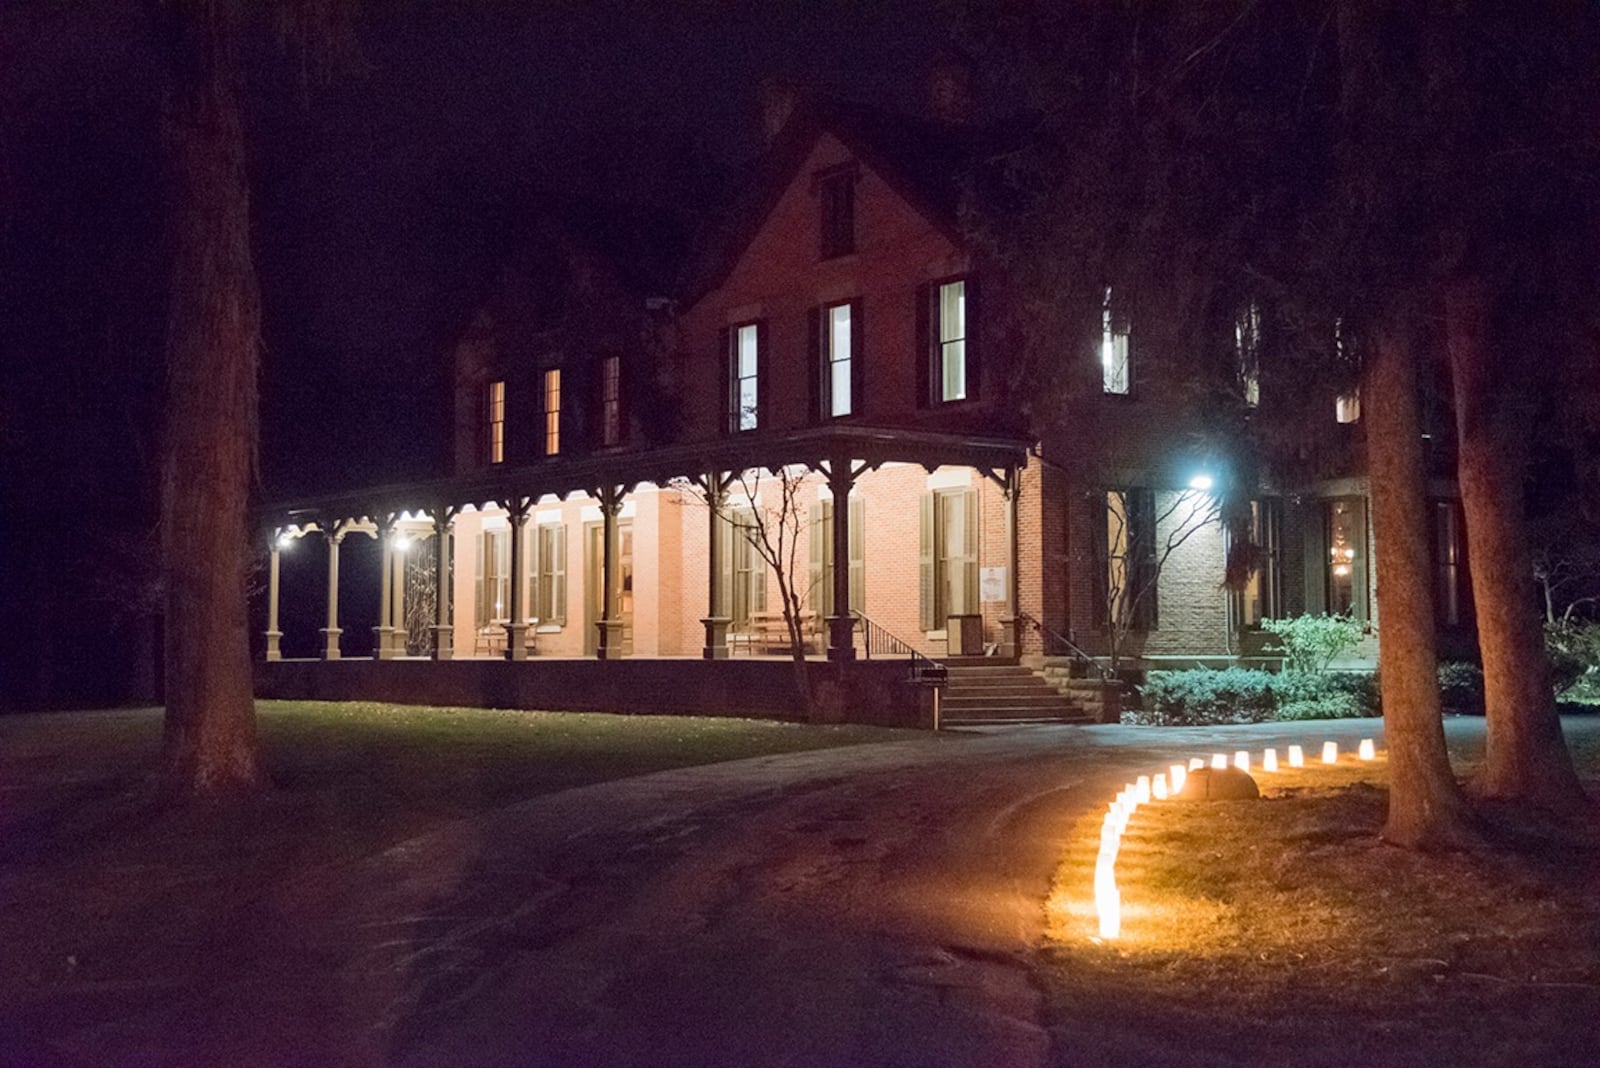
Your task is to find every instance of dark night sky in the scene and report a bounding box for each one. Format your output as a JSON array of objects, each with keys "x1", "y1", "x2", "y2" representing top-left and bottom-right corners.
[{"x1": 1, "y1": 1, "x2": 959, "y2": 505}]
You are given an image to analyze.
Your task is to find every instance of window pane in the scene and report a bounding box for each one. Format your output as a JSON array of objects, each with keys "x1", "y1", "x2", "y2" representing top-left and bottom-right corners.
[
  {"x1": 938, "y1": 281, "x2": 967, "y2": 403},
  {"x1": 736, "y1": 324, "x2": 759, "y2": 430},
  {"x1": 829, "y1": 304, "x2": 852, "y2": 417},
  {"x1": 543, "y1": 369, "x2": 561, "y2": 456},
  {"x1": 1327, "y1": 499, "x2": 1359, "y2": 616},
  {"x1": 1102, "y1": 291, "x2": 1129, "y2": 395}
]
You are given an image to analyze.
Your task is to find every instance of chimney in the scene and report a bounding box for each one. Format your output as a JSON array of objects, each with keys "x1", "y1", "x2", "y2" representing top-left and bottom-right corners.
[
  {"x1": 927, "y1": 48, "x2": 975, "y2": 125},
  {"x1": 759, "y1": 78, "x2": 798, "y2": 147}
]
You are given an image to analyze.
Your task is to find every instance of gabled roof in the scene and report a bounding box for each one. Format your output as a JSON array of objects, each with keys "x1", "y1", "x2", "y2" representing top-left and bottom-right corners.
[{"x1": 680, "y1": 97, "x2": 1009, "y2": 304}]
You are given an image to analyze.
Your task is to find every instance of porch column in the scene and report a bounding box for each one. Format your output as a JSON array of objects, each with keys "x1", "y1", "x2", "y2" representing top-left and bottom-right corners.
[
  {"x1": 596, "y1": 484, "x2": 627, "y2": 659},
  {"x1": 431, "y1": 505, "x2": 455, "y2": 661},
  {"x1": 375, "y1": 516, "x2": 398, "y2": 659},
  {"x1": 265, "y1": 533, "x2": 283, "y2": 661},
  {"x1": 390, "y1": 531, "x2": 408, "y2": 654},
  {"x1": 320, "y1": 525, "x2": 343, "y2": 660},
  {"x1": 826, "y1": 457, "x2": 857, "y2": 662},
  {"x1": 700, "y1": 473, "x2": 731, "y2": 659},
  {"x1": 1000, "y1": 466, "x2": 1021, "y2": 659},
  {"x1": 504, "y1": 498, "x2": 531, "y2": 660}
]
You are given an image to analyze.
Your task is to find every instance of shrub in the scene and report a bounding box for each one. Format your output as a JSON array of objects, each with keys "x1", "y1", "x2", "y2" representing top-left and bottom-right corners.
[
  {"x1": 1274, "y1": 669, "x2": 1380, "y2": 719},
  {"x1": 1260, "y1": 614, "x2": 1364, "y2": 673},
  {"x1": 1546, "y1": 621, "x2": 1600, "y2": 696},
  {"x1": 1134, "y1": 668, "x2": 1278, "y2": 726},
  {"x1": 1278, "y1": 692, "x2": 1368, "y2": 720},
  {"x1": 1437, "y1": 661, "x2": 1485, "y2": 716}
]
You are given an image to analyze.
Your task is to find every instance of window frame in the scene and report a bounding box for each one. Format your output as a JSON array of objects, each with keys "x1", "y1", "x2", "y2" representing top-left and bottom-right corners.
[
  {"x1": 600, "y1": 354, "x2": 622, "y2": 447},
  {"x1": 822, "y1": 299, "x2": 854, "y2": 419},
  {"x1": 728, "y1": 322, "x2": 761, "y2": 434},
  {"x1": 935, "y1": 278, "x2": 968, "y2": 405},
  {"x1": 485, "y1": 379, "x2": 506, "y2": 465},
  {"x1": 540, "y1": 368, "x2": 561, "y2": 457}
]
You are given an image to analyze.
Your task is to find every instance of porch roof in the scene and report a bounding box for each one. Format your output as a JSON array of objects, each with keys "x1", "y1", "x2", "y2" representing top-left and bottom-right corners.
[{"x1": 265, "y1": 424, "x2": 1030, "y2": 531}]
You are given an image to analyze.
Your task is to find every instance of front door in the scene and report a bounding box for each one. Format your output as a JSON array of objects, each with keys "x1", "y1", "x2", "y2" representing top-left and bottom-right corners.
[{"x1": 584, "y1": 520, "x2": 634, "y2": 655}]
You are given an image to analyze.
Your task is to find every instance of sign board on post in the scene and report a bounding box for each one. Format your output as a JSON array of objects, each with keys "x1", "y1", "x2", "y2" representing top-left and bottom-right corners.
[{"x1": 980, "y1": 566, "x2": 1006, "y2": 604}]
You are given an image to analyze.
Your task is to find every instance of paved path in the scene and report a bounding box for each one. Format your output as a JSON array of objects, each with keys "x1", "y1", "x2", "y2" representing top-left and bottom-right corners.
[{"x1": 37, "y1": 717, "x2": 1522, "y2": 1066}]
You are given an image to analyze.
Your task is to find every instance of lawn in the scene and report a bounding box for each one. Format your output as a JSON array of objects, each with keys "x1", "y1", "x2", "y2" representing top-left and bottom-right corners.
[
  {"x1": 0, "y1": 701, "x2": 912, "y2": 1020},
  {"x1": 1044, "y1": 744, "x2": 1600, "y2": 1067}
]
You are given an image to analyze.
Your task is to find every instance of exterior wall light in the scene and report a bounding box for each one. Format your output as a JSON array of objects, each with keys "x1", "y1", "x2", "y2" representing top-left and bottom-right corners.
[
  {"x1": 1188, "y1": 473, "x2": 1214, "y2": 491},
  {"x1": 277, "y1": 533, "x2": 293, "y2": 549}
]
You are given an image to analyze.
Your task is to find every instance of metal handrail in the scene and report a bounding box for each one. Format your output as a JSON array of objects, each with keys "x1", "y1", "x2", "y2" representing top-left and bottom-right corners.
[
  {"x1": 851, "y1": 610, "x2": 938, "y2": 669},
  {"x1": 1016, "y1": 611, "x2": 1112, "y2": 681}
]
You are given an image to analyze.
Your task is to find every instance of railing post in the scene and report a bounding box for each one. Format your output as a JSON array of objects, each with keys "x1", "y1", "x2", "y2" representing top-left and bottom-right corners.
[
  {"x1": 504, "y1": 497, "x2": 532, "y2": 660},
  {"x1": 999, "y1": 465, "x2": 1021, "y2": 660},
  {"x1": 700, "y1": 473, "x2": 731, "y2": 659}
]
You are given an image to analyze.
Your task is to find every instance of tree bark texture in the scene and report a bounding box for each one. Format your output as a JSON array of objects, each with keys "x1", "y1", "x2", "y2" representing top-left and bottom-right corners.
[
  {"x1": 1445, "y1": 278, "x2": 1585, "y2": 809},
  {"x1": 1364, "y1": 319, "x2": 1474, "y2": 848},
  {"x1": 157, "y1": 3, "x2": 262, "y2": 795}
]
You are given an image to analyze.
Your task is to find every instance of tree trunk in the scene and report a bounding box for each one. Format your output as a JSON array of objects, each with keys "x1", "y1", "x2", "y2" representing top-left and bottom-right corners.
[
  {"x1": 157, "y1": 4, "x2": 263, "y2": 796},
  {"x1": 1364, "y1": 316, "x2": 1474, "y2": 848},
  {"x1": 1445, "y1": 278, "x2": 1585, "y2": 810}
]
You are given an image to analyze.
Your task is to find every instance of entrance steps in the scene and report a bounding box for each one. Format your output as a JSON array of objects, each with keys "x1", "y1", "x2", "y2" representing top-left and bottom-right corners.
[{"x1": 939, "y1": 660, "x2": 1096, "y2": 726}]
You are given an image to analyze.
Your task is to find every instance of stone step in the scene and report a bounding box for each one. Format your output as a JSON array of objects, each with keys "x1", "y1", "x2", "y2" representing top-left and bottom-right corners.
[
  {"x1": 942, "y1": 714, "x2": 1095, "y2": 727},
  {"x1": 943, "y1": 694, "x2": 1077, "y2": 711}
]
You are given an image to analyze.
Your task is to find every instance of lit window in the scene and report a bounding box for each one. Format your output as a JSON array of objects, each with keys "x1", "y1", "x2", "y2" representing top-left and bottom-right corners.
[
  {"x1": 1336, "y1": 391, "x2": 1361, "y2": 423},
  {"x1": 601, "y1": 355, "x2": 622, "y2": 446},
  {"x1": 1326, "y1": 498, "x2": 1364, "y2": 618},
  {"x1": 1102, "y1": 287, "x2": 1129, "y2": 395},
  {"x1": 486, "y1": 380, "x2": 505, "y2": 465},
  {"x1": 541, "y1": 368, "x2": 561, "y2": 456},
  {"x1": 819, "y1": 170, "x2": 856, "y2": 258},
  {"x1": 476, "y1": 528, "x2": 509, "y2": 624},
  {"x1": 938, "y1": 280, "x2": 966, "y2": 402},
  {"x1": 730, "y1": 323, "x2": 759, "y2": 432},
  {"x1": 825, "y1": 302, "x2": 853, "y2": 417},
  {"x1": 1240, "y1": 499, "x2": 1281, "y2": 625},
  {"x1": 1236, "y1": 302, "x2": 1260, "y2": 407}
]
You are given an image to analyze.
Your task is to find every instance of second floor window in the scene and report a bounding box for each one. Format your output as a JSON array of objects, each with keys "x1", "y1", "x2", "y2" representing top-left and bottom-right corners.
[
  {"x1": 1102, "y1": 287, "x2": 1130, "y2": 395},
  {"x1": 730, "y1": 323, "x2": 760, "y2": 432},
  {"x1": 541, "y1": 368, "x2": 561, "y2": 457},
  {"x1": 485, "y1": 379, "x2": 506, "y2": 465},
  {"x1": 819, "y1": 169, "x2": 856, "y2": 258},
  {"x1": 824, "y1": 301, "x2": 854, "y2": 417},
  {"x1": 600, "y1": 355, "x2": 622, "y2": 446},
  {"x1": 938, "y1": 280, "x2": 967, "y2": 402}
]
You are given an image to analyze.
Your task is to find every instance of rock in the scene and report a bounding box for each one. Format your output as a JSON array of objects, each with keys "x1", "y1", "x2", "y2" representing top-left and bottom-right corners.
[{"x1": 1175, "y1": 766, "x2": 1260, "y2": 801}]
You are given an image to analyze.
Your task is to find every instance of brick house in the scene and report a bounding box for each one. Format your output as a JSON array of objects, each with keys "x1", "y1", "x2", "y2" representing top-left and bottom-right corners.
[{"x1": 259, "y1": 97, "x2": 1474, "y2": 723}]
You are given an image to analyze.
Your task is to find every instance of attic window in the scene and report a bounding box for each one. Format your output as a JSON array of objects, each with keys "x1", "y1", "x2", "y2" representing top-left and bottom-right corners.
[{"x1": 818, "y1": 167, "x2": 857, "y2": 259}]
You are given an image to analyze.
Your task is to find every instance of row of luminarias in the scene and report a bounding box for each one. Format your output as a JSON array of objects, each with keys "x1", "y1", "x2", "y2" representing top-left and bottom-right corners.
[{"x1": 1094, "y1": 738, "x2": 1379, "y2": 941}]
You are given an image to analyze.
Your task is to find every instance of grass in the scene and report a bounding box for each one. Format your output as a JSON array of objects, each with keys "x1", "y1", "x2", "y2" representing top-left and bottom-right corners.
[
  {"x1": 1044, "y1": 755, "x2": 1600, "y2": 1067},
  {"x1": 0, "y1": 700, "x2": 913, "y2": 1013}
]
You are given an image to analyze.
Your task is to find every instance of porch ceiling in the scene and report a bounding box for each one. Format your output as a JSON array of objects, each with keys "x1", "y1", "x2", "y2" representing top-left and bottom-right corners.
[{"x1": 266, "y1": 424, "x2": 1030, "y2": 530}]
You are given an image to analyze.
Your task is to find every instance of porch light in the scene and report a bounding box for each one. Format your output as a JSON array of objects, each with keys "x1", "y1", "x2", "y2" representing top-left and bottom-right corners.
[
  {"x1": 1188, "y1": 473, "x2": 1215, "y2": 492},
  {"x1": 276, "y1": 533, "x2": 293, "y2": 549},
  {"x1": 1359, "y1": 739, "x2": 1376, "y2": 761},
  {"x1": 1169, "y1": 763, "x2": 1188, "y2": 793},
  {"x1": 1288, "y1": 745, "x2": 1305, "y2": 767},
  {"x1": 393, "y1": 534, "x2": 411, "y2": 552},
  {"x1": 1262, "y1": 748, "x2": 1279, "y2": 773},
  {"x1": 1321, "y1": 741, "x2": 1338, "y2": 764}
]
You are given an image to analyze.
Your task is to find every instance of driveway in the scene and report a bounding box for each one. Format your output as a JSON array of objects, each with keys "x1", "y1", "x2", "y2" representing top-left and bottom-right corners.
[{"x1": 31, "y1": 717, "x2": 1527, "y2": 1066}]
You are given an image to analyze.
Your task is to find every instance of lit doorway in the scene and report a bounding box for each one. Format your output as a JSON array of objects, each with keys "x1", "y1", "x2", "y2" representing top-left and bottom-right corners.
[{"x1": 584, "y1": 520, "x2": 633, "y2": 655}]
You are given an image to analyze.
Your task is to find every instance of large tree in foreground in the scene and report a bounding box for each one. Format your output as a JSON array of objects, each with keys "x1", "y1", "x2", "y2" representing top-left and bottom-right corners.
[{"x1": 155, "y1": 0, "x2": 263, "y2": 795}]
